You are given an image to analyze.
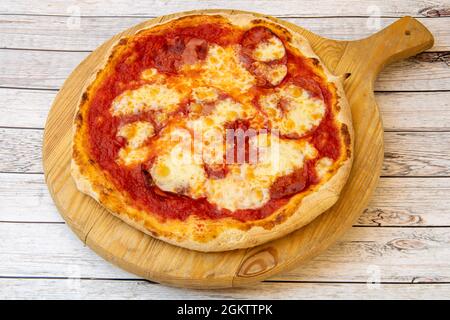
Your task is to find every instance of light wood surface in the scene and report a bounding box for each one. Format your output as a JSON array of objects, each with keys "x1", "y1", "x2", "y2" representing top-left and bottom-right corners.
[
  {"x1": 42, "y1": 9, "x2": 433, "y2": 288},
  {"x1": 3, "y1": 49, "x2": 449, "y2": 91},
  {"x1": 1, "y1": 0, "x2": 449, "y2": 299},
  {"x1": 1, "y1": 0, "x2": 448, "y2": 17},
  {"x1": 2, "y1": 16, "x2": 449, "y2": 52},
  {"x1": 1, "y1": 223, "x2": 449, "y2": 283}
]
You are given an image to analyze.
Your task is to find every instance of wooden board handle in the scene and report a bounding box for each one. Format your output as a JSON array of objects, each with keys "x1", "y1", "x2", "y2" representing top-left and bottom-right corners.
[{"x1": 339, "y1": 16, "x2": 434, "y2": 82}]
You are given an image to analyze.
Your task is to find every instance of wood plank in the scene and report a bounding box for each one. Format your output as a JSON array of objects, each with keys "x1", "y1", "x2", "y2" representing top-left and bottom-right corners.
[
  {"x1": 2, "y1": 278, "x2": 449, "y2": 299},
  {"x1": 1, "y1": 16, "x2": 449, "y2": 51},
  {"x1": 3, "y1": 89, "x2": 450, "y2": 131},
  {"x1": 2, "y1": 128, "x2": 449, "y2": 176},
  {"x1": 376, "y1": 91, "x2": 450, "y2": 132},
  {"x1": 0, "y1": 88, "x2": 54, "y2": 128},
  {"x1": 358, "y1": 177, "x2": 450, "y2": 226},
  {"x1": 0, "y1": 128, "x2": 42, "y2": 173},
  {"x1": 0, "y1": 173, "x2": 58, "y2": 222},
  {"x1": 0, "y1": 223, "x2": 448, "y2": 284},
  {"x1": 1, "y1": 49, "x2": 448, "y2": 91},
  {"x1": 1, "y1": 173, "x2": 449, "y2": 226},
  {"x1": 0, "y1": 50, "x2": 89, "y2": 90},
  {"x1": 384, "y1": 132, "x2": 450, "y2": 176},
  {"x1": 279, "y1": 227, "x2": 450, "y2": 283},
  {"x1": 1, "y1": 0, "x2": 449, "y2": 18},
  {"x1": 377, "y1": 52, "x2": 450, "y2": 91}
]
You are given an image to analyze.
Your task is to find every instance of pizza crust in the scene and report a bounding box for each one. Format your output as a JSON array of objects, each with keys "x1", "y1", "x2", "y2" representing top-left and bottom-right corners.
[{"x1": 71, "y1": 12, "x2": 353, "y2": 252}]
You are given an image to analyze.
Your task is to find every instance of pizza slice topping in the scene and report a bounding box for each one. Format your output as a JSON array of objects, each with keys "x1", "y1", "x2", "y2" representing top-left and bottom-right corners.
[
  {"x1": 251, "y1": 61, "x2": 287, "y2": 86},
  {"x1": 252, "y1": 35, "x2": 286, "y2": 62},
  {"x1": 83, "y1": 19, "x2": 346, "y2": 221},
  {"x1": 149, "y1": 130, "x2": 317, "y2": 211},
  {"x1": 315, "y1": 157, "x2": 334, "y2": 179},
  {"x1": 116, "y1": 121, "x2": 155, "y2": 166},
  {"x1": 259, "y1": 84, "x2": 326, "y2": 137},
  {"x1": 111, "y1": 84, "x2": 184, "y2": 118},
  {"x1": 240, "y1": 26, "x2": 288, "y2": 87},
  {"x1": 150, "y1": 128, "x2": 208, "y2": 199},
  {"x1": 180, "y1": 38, "x2": 209, "y2": 65}
]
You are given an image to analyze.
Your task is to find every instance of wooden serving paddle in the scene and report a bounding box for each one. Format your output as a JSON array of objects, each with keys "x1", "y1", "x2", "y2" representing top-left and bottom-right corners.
[{"x1": 43, "y1": 10, "x2": 434, "y2": 288}]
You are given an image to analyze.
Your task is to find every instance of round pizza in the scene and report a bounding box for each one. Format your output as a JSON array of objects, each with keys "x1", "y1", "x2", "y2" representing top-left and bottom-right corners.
[{"x1": 71, "y1": 13, "x2": 353, "y2": 252}]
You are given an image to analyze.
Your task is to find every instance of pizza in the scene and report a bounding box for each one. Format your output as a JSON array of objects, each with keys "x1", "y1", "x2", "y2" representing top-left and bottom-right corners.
[{"x1": 71, "y1": 13, "x2": 353, "y2": 252}]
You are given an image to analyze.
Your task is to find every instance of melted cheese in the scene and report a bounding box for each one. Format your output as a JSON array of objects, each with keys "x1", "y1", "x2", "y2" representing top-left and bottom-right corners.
[
  {"x1": 150, "y1": 131, "x2": 316, "y2": 211},
  {"x1": 186, "y1": 97, "x2": 254, "y2": 166},
  {"x1": 259, "y1": 84, "x2": 326, "y2": 136},
  {"x1": 110, "y1": 40, "x2": 329, "y2": 212},
  {"x1": 182, "y1": 44, "x2": 256, "y2": 95},
  {"x1": 315, "y1": 157, "x2": 333, "y2": 179},
  {"x1": 141, "y1": 68, "x2": 166, "y2": 83},
  {"x1": 201, "y1": 127, "x2": 225, "y2": 165},
  {"x1": 210, "y1": 98, "x2": 255, "y2": 125},
  {"x1": 117, "y1": 121, "x2": 154, "y2": 166},
  {"x1": 205, "y1": 173, "x2": 270, "y2": 211},
  {"x1": 150, "y1": 128, "x2": 206, "y2": 198},
  {"x1": 117, "y1": 121, "x2": 154, "y2": 149},
  {"x1": 253, "y1": 36, "x2": 286, "y2": 62},
  {"x1": 111, "y1": 84, "x2": 183, "y2": 117},
  {"x1": 253, "y1": 62, "x2": 287, "y2": 86},
  {"x1": 191, "y1": 86, "x2": 219, "y2": 103},
  {"x1": 204, "y1": 133, "x2": 316, "y2": 211},
  {"x1": 118, "y1": 147, "x2": 151, "y2": 166}
]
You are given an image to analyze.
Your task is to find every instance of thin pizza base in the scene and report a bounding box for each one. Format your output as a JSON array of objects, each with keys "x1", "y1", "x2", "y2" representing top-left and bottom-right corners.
[{"x1": 72, "y1": 13, "x2": 353, "y2": 252}]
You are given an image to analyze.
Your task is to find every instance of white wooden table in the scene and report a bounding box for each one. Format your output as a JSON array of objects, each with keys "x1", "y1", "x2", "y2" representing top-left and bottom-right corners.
[{"x1": 1, "y1": 0, "x2": 450, "y2": 299}]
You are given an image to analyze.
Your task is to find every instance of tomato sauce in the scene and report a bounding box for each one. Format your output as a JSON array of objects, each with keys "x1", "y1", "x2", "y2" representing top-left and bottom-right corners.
[{"x1": 86, "y1": 24, "x2": 342, "y2": 222}]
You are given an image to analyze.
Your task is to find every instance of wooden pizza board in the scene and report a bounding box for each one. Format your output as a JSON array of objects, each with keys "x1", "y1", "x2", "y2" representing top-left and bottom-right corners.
[{"x1": 43, "y1": 10, "x2": 434, "y2": 289}]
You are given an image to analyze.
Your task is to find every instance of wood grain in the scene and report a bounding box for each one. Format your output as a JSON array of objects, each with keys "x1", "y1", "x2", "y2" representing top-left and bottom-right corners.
[
  {"x1": 3, "y1": 89, "x2": 450, "y2": 131},
  {"x1": 0, "y1": 0, "x2": 448, "y2": 299},
  {"x1": 1, "y1": 49, "x2": 449, "y2": 91},
  {"x1": 1, "y1": 0, "x2": 449, "y2": 17},
  {"x1": 2, "y1": 278, "x2": 449, "y2": 300},
  {"x1": 1, "y1": 15, "x2": 449, "y2": 51},
  {"x1": 0, "y1": 128, "x2": 42, "y2": 173},
  {"x1": 384, "y1": 132, "x2": 450, "y2": 176},
  {"x1": 42, "y1": 11, "x2": 435, "y2": 288},
  {"x1": 0, "y1": 223, "x2": 449, "y2": 283},
  {"x1": 0, "y1": 173, "x2": 58, "y2": 222},
  {"x1": 359, "y1": 177, "x2": 450, "y2": 226},
  {"x1": 0, "y1": 88, "x2": 55, "y2": 128}
]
